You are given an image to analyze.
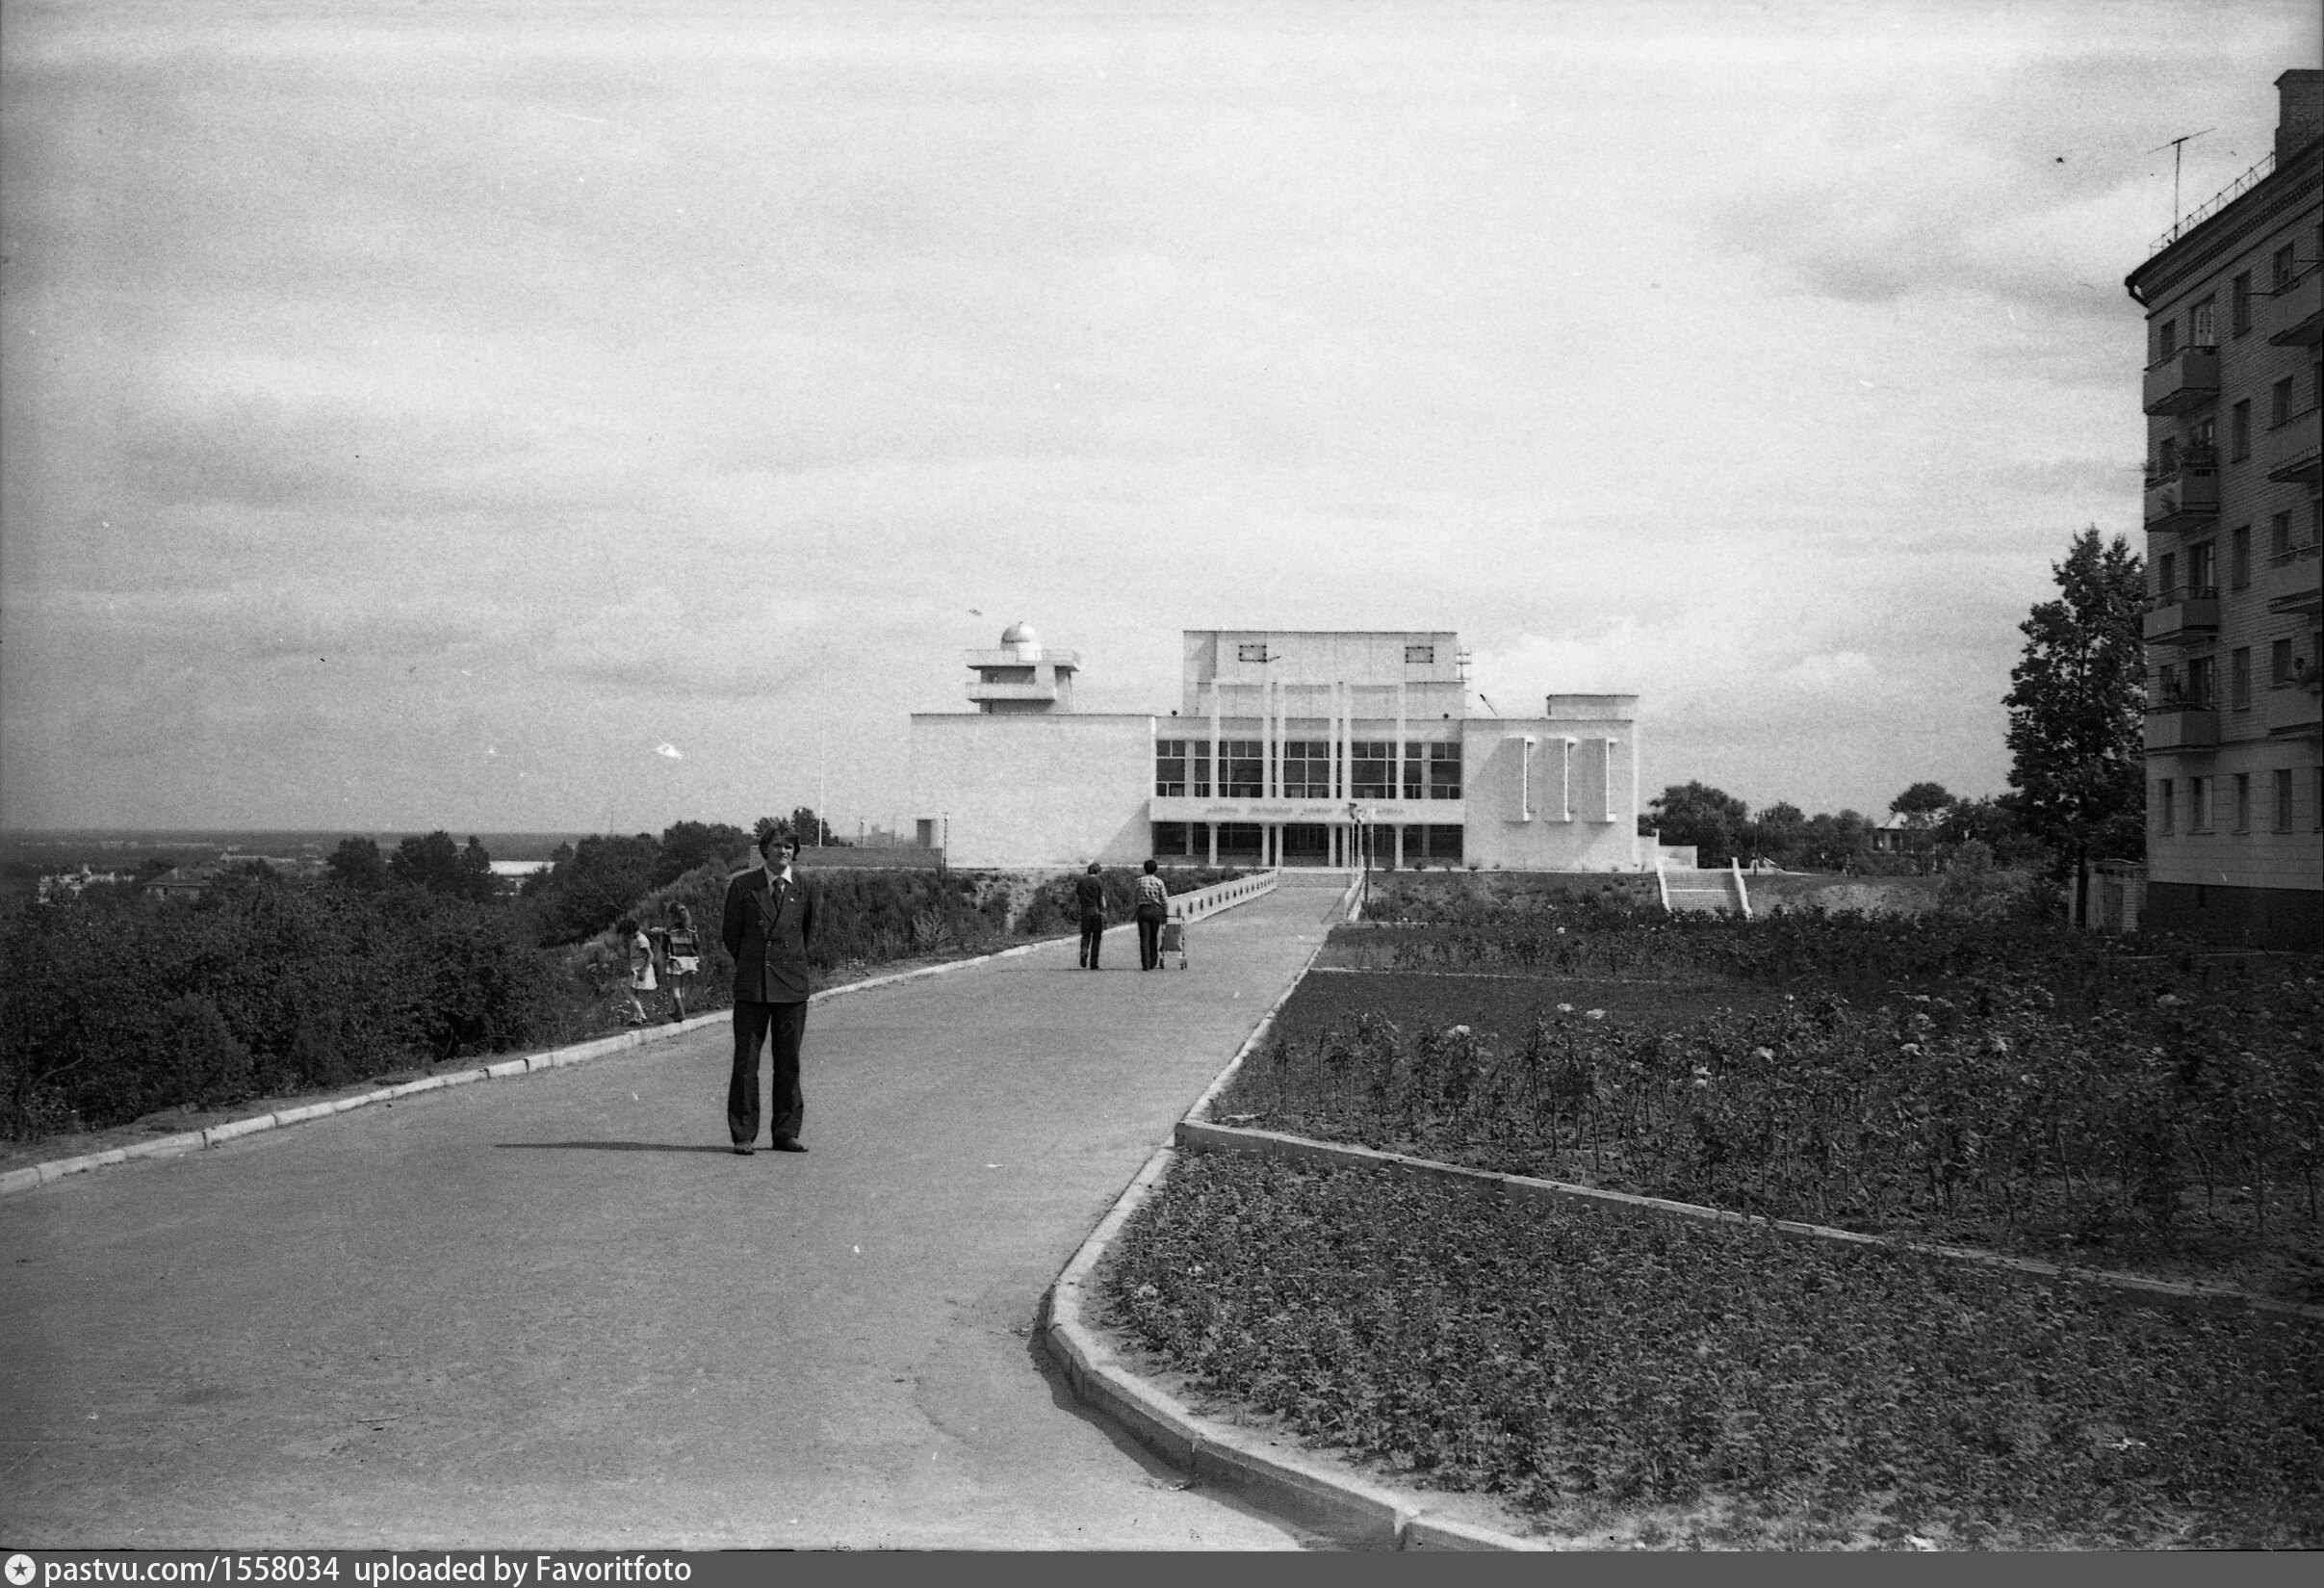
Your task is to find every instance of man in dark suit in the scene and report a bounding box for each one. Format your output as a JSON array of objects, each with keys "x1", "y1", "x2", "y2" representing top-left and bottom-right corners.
[{"x1": 721, "y1": 829, "x2": 818, "y2": 1155}]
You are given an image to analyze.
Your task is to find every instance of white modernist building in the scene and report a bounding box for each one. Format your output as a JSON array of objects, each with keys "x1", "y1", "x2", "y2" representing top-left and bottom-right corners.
[{"x1": 910, "y1": 626, "x2": 1643, "y2": 872}]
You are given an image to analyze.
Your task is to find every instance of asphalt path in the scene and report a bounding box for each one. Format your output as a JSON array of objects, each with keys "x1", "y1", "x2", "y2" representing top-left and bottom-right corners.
[{"x1": 0, "y1": 883, "x2": 1351, "y2": 1549}]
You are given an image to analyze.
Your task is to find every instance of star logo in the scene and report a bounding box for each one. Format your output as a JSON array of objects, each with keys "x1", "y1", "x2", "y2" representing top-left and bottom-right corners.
[{"x1": 6, "y1": 1554, "x2": 37, "y2": 1586}]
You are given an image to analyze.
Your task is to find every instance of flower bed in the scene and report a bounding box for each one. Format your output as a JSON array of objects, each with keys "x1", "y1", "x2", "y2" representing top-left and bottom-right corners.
[
  {"x1": 1219, "y1": 968, "x2": 2324, "y2": 1300},
  {"x1": 1103, "y1": 1152, "x2": 2324, "y2": 1549}
]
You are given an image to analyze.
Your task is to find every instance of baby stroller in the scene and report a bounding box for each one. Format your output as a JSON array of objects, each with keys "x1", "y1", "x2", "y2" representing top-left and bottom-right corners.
[{"x1": 1158, "y1": 914, "x2": 1189, "y2": 970}]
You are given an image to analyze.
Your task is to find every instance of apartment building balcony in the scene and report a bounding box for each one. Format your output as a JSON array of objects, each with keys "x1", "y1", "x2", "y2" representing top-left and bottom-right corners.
[
  {"x1": 2265, "y1": 419, "x2": 2321, "y2": 484},
  {"x1": 2142, "y1": 460, "x2": 2220, "y2": 532},
  {"x1": 2142, "y1": 345, "x2": 2218, "y2": 415},
  {"x1": 2264, "y1": 685, "x2": 2323, "y2": 738},
  {"x1": 2142, "y1": 589, "x2": 2219, "y2": 643},
  {"x1": 2263, "y1": 549, "x2": 2324, "y2": 615},
  {"x1": 2145, "y1": 706, "x2": 2220, "y2": 753},
  {"x1": 2268, "y1": 266, "x2": 2322, "y2": 347}
]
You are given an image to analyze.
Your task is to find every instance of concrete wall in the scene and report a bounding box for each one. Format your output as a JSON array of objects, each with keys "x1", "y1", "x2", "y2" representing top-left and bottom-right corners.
[
  {"x1": 909, "y1": 713, "x2": 1155, "y2": 869},
  {"x1": 2148, "y1": 748, "x2": 2324, "y2": 894},
  {"x1": 1459, "y1": 716, "x2": 1641, "y2": 871},
  {"x1": 2144, "y1": 880, "x2": 2324, "y2": 950}
]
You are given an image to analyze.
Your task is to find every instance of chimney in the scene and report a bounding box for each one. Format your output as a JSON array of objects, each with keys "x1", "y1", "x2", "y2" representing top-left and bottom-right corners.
[{"x1": 2279, "y1": 68, "x2": 2324, "y2": 164}]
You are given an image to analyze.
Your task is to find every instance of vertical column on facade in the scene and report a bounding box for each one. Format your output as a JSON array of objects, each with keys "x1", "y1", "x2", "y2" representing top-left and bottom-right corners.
[
  {"x1": 1263, "y1": 678, "x2": 1276, "y2": 801},
  {"x1": 1208, "y1": 675, "x2": 1223, "y2": 866},
  {"x1": 1394, "y1": 679, "x2": 1408, "y2": 870}
]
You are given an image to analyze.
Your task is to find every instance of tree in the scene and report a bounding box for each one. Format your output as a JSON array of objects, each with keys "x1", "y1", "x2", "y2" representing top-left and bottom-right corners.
[
  {"x1": 1644, "y1": 783, "x2": 1749, "y2": 867},
  {"x1": 2003, "y1": 527, "x2": 2146, "y2": 917},
  {"x1": 529, "y1": 833, "x2": 661, "y2": 943},
  {"x1": 1743, "y1": 801, "x2": 1807, "y2": 868},
  {"x1": 655, "y1": 820, "x2": 751, "y2": 887},
  {"x1": 386, "y1": 831, "x2": 497, "y2": 904},
  {"x1": 790, "y1": 807, "x2": 838, "y2": 847},
  {"x1": 326, "y1": 836, "x2": 386, "y2": 893},
  {"x1": 1890, "y1": 782, "x2": 1953, "y2": 819}
]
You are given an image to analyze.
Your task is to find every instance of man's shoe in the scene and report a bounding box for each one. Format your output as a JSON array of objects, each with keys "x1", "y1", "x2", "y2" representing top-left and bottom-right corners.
[
  {"x1": 731, "y1": 1145, "x2": 754, "y2": 1156},
  {"x1": 769, "y1": 1138, "x2": 808, "y2": 1153}
]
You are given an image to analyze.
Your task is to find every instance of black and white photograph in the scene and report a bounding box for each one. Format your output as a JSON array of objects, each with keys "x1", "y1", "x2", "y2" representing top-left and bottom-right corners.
[{"x1": 2, "y1": 0, "x2": 2319, "y2": 1556}]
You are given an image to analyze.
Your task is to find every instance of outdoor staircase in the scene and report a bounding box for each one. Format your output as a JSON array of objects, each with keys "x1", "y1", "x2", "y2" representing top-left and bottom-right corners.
[{"x1": 1658, "y1": 860, "x2": 1750, "y2": 917}]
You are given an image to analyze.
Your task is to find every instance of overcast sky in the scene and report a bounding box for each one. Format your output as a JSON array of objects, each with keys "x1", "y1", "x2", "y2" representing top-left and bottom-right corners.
[{"x1": 3, "y1": 0, "x2": 2316, "y2": 836}]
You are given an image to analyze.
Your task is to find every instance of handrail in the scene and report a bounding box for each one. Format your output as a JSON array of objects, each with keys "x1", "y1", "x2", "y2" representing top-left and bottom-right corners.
[{"x1": 1168, "y1": 870, "x2": 1278, "y2": 924}]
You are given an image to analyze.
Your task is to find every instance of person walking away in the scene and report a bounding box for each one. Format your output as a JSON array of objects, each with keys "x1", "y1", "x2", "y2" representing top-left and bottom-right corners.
[
  {"x1": 1133, "y1": 859, "x2": 1168, "y2": 972},
  {"x1": 720, "y1": 830, "x2": 818, "y2": 1155},
  {"x1": 617, "y1": 916, "x2": 656, "y2": 1026},
  {"x1": 661, "y1": 900, "x2": 701, "y2": 1022},
  {"x1": 1074, "y1": 861, "x2": 1107, "y2": 970}
]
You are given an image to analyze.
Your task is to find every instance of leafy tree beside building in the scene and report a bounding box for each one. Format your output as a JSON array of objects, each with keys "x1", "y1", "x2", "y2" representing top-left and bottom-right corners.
[{"x1": 2002, "y1": 527, "x2": 2146, "y2": 913}]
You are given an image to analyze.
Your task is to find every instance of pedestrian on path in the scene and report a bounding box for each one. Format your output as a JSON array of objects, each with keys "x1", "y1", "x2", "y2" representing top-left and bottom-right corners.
[
  {"x1": 618, "y1": 916, "x2": 656, "y2": 1026},
  {"x1": 660, "y1": 900, "x2": 701, "y2": 1023},
  {"x1": 1074, "y1": 861, "x2": 1107, "y2": 970},
  {"x1": 720, "y1": 830, "x2": 818, "y2": 1155},
  {"x1": 1133, "y1": 859, "x2": 1168, "y2": 971}
]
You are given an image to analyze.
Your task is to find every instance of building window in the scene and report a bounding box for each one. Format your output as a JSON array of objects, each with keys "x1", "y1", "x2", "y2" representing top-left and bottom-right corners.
[
  {"x1": 1220, "y1": 740, "x2": 1263, "y2": 797},
  {"x1": 2190, "y1": 296, "x2": 2214, "y2": 345},
  {"x1": 1279, "y1": 741, "x2": 1333, "y2": 798},
  {"x1": 2230, "y1": 401, "x2": 2251, "y2": 460},
  {"x1": 1404, "y1": 643, "x2": 1435, "y2": 664},
  {"x1": 2156, "y1": 315, "x2": 2178, "y2": 360},
  {"x1": 2185, "y1": 655, "x2": 2216, "y2": 707},
  {"x1": 1213, "y1": 822, "x2": 1262, "y2": 858},
  {"x1": 1154, "y1": 741, "x2": 1211, "y2": 797},
  {"x1": 2157, "y1": 778, "x2": 2175, "y2": 834},
  {"x1": 2232, "y1": 773, "x2": 2251, "y2": 834},
  {"x1": 1155, "y1": 740, "x2": 1188, "y2": 797},
  {"x1": 2186, "y1": 540, "x2": 2214, "y2": 595},
  {"x1": 2231, "y1": 647, "x2": 2251, "y2": 710},
  {"x1": 2314, "y1": 768, "x2": 2324, "y2": 833},
  {"x1": 1235, "y1": 642, "x2": 1271, "y2": 664},
  {"x1": 2230, "y1": 523, "x2": 2251, "y2": 587},
  {"x1": 1152, "y1": 821, "x2": 1191, "y2": 856},
  {"x1": 2276, "y1": 768, "x2": 2297, "y2": 832},
  {"x1": 2232, "y1": 271, "x2": 2253, "y2": 336},
  {"x1": 2156, "y1": 550, "x2": 2176, "y2": 597},
  {"x1": 2273, "y1": 377, "x2": 2295, "y2": 428},
  {"x1": 1401, "y1": 824, "x2": 1464, "y2": 864},
  {"x1": 2272, "y1": 511, "x2": 2293, "y2": 559},
  {"x1": 1402, "y1": 742, "x2": 1426, "y2": 800},
  {"x1": 1427, "y1": 742, "x2": 1462, "y2": 799},
  {"x1": 2274, "y1": 243, "x2": 2297, "y2": 292},
  {"x1": 1351, "y1": 741, "x2": 1395, "y2": 799},
  {"x1": 2275, "y1": 638, "x2": 2296, "y2": 687},
  {"x1": 2189, "y1": 775, "x2": 2209, "y2": 833}
]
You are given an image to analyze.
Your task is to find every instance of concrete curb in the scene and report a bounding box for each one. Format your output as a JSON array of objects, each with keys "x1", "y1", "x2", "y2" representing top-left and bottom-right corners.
[
  {"x1": 0, "y1": 886, "x2": 1281, "y2": 1201},
  {"x1": 1171, "y1": 1120, "x2": 2324, "y2": 1325},
  {"x1": 1039, "y1": 869, "x2": 1556, "y2": 1550},
  {"x1": 1042, "y1": 1143, "x2": 1547, "y2": 1552}
]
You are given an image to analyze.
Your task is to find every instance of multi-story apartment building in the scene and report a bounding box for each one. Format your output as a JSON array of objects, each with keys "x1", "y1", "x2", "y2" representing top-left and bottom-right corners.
[
  {"x1": 910, "y1": 624, "x2": 1643, "y2": 871},
  {"x1": 2126, "y1": 68, "x2": 2323, "y2": 949}
]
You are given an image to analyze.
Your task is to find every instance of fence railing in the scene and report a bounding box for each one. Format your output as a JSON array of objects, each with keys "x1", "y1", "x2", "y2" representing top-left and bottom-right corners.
[{"x1": 1169, "y1": 870, "x2": 1279, "y2": 923}]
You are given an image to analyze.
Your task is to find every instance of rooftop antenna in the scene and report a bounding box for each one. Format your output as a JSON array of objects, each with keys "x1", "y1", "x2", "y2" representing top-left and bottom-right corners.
[{"x1": 2147, "y1": 128, "x2": 2214, "y2": 236}]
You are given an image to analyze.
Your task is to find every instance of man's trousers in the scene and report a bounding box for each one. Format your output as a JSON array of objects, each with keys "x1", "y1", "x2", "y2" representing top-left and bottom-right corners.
[
  {"x1": 729, "y1": 999, "x2": 807, "y2": 1146},
  {"x1": 1135, "y1": 903, "x2": 1166, "y2": 970},
  {"x1": 1078, "y1": 911, "x2": 1105, "y2": 969}
]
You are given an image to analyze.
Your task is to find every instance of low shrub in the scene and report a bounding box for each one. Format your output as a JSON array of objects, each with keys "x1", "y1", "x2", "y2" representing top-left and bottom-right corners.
[{"x1": 1106, "y1": 1153, "x2": 2324, "y2": 1548}]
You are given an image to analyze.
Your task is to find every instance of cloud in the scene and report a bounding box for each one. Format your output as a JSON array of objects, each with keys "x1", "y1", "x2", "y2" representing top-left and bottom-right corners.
[{"x1": 1777, "y1": 650, "x2": 1879, "y2": 695}]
